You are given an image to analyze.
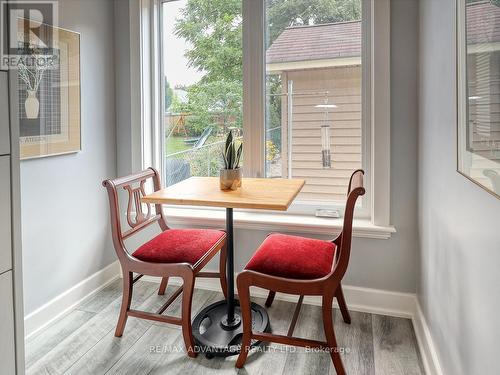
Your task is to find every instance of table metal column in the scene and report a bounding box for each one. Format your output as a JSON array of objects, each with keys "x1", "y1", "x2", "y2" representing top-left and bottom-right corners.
[
  {"x1": 192, "y1": 207, "x2": 269, "y2": 357},
  {"x1": 221, "y1": 208, "x2": 239, "y2": 327}
]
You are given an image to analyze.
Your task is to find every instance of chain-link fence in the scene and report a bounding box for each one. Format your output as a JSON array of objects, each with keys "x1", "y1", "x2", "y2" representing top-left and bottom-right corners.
[{"x1": 165, "y1": 139, "x2": 241, "y2": 186}]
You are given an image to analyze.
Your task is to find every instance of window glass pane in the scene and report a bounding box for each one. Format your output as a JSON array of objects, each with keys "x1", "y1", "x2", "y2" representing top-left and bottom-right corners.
[
  {"x1": 161, "y1": 0, "x2": 242, "y2": 186},
  {"x1": 458, "y1": 1, "x2": 500, "y2": 196},
  {"x1": 265, "y1": 0, "x2": 362, "y2": 204}
]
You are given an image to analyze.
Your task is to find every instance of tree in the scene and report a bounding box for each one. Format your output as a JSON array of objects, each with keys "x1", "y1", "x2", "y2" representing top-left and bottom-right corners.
[
  {"x1": 172, "y1": 0, "x2": 361, "y2": 135},
  {"x1": 174, "y1": 80, "x2": 243, "y2": 135},
  {"x1": 172, "y1": 0, "x2": 242, "y2": 134},
  {"x1": 266, "y1": 0, "x2": 360, "y2": 46},
  {"x1": 175, "y1": 0, "x2": 242, "y2": 83}
]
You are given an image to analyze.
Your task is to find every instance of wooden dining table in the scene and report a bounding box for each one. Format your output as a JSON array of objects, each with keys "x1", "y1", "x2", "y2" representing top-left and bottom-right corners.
[{"x1": 142, "y1": 176, "x2": 305, "y2": 356}]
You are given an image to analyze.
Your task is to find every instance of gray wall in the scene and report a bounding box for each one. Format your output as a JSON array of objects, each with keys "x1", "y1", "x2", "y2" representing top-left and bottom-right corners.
[
  {"x1": 21, "y1": 0, "x2": 117, "y2": 315},
  {"x1": 418, "y1": 0, "x2": 500, "y2": 374},
  {"x1": 114, "y1": 0, "x2": 133, "y2": 178}
]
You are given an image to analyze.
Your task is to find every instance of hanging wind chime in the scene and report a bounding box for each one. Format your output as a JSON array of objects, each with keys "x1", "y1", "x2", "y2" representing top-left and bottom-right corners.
[{"x1": 315, "y1": 97, "x2": 337, "y2": 169}]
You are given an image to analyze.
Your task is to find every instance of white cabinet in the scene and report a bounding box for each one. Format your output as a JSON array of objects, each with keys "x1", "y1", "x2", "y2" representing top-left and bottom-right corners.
[
  {"x1": 2, "y1": 62, "x2": 23, "y2": 374},
  {"x1": 1, "y1": 20, "x2": 24, "y2": 374},
  {"x1": 0, "y1": 271, "x2": 16, "y2": 375},
  {"x1": 0, "y1": 156, "x2": 12, "y2": 274},
  {"x1": 0, "y1": 72, "x2": 9, "y2": 155}
]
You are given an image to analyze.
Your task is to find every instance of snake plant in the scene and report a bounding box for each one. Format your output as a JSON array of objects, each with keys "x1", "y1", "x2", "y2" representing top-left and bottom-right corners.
[{"x1": 222, "y1": 130, "x2": 242, "y2": 170}]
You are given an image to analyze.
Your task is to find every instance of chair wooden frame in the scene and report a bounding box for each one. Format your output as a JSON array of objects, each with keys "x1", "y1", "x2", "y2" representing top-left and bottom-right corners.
[
  {"x1": 235, "y1": 170, "x2": 365, "y2": 374},
  {"x1": 103, "y1": 168, "x2": 227, "y2": 358}
]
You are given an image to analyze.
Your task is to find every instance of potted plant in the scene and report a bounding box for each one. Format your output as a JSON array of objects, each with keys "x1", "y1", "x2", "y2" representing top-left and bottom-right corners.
[{"x1": 220, "y1": 130, "x2": 242, "y2": 190}]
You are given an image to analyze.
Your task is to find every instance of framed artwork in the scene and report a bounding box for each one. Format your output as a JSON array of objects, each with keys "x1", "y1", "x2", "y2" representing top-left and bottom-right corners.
[
  {"x1": 17, "y1": 20, "x2": 80, "y2": 159},
  {"x1": 457, "y1": 0, "x2": 500, "y2": 198}
]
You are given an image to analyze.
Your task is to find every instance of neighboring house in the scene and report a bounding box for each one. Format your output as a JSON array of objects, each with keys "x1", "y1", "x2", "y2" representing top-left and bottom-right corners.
[{"x1": 266, "y1": 20, "x2": 362, "y2": 203}]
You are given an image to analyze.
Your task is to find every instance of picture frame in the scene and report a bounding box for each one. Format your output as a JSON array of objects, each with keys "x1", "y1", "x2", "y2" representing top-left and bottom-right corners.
[
  {"x1": 457, "y1": 0, "x2": 500, "y2": 199},
  {"x1": 17, "y1": 19, "x2": 81, "y2": 160}
]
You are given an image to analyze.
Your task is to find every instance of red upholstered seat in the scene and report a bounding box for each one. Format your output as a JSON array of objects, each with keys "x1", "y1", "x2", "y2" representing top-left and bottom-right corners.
[
  {"x1": 245, "y1": 233, "x2": 336, "y2": 280},
  {"x1": 132, "y1": 229, "x2": 225, "y2": 265}
]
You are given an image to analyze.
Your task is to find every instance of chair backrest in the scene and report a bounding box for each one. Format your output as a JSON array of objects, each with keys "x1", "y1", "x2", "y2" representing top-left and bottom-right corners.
[
  {"x1": 102, "y1": 168, "x2": 168, "y2": 261},
  {"x1": 332, "y1": 169, "x2": 365, "y2": 281}
]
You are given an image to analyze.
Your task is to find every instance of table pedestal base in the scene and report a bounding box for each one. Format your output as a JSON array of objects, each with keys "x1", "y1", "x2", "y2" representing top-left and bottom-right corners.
[{"x1": 192, "y1": 300, "x2": 269, "y2": 357}]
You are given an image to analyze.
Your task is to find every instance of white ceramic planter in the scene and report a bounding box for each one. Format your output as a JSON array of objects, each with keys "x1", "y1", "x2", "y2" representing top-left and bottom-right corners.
[{"x1": 220, "y1": 168, "x2": 242, "y2": 190}]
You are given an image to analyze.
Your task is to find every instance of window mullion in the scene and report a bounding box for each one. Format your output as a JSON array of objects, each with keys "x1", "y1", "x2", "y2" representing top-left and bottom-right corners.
[
  {"x1": 370, "y1": 0, "x2": 391, "y2": 226},
  {"x1": 243, "y1": 0, "x2": 265, "y2": 178}
]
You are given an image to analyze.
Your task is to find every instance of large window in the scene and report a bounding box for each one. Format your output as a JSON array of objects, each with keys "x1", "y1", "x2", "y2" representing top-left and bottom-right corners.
[{"x1": 159, "y1": 0, "x2": 372, "y2": 215}]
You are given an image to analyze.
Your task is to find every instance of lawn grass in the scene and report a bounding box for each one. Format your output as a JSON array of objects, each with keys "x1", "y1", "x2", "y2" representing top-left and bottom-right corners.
[{"x1": 166, "y1": 136, "x2": 191, "y2": 155}]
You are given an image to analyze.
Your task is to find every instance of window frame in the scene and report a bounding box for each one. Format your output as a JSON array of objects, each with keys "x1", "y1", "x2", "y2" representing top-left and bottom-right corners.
[
  {"x1": 242, "y1": 0, "x2": 371, "y2": 217},
  {"x1": 142, "y1": 0, "x2": 391, "y2": 227}
]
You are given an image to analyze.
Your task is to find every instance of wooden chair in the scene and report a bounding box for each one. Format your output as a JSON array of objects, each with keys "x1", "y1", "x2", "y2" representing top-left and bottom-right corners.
[
  {"x1": 235, "y1": 170, "x2": 365, "y2": 374},
  {"x1": 102, "y1": 168, "x2": 227, "y2": 358}
]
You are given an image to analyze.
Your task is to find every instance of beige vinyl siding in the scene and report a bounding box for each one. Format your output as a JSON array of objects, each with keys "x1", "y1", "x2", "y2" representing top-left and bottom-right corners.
[
  {"x1": 280, "y1": 65, "x2": 362, "y2": 202},
  {"x1": 467, "y1": 51, "x2": 500, "y2": 191}
]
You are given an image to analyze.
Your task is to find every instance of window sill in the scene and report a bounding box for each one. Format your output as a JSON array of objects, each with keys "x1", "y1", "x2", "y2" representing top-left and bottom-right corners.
[{"x1": 164, "y1": 207, "x2": 396, "y2": 239}]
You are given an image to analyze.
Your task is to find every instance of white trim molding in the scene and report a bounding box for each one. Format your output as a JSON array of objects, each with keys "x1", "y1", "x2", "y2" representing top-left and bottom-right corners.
[
  {"x1": 140, "y1": 0, "x2": 162, "y2": 171},
  {"x1": 23, "y1": 261, "x2": 121, "y2": 339},
  {"x1": 413, "y1": 301, "x2": 445, "y2": 375},
  {"x1": 163, "y1": 207, "x2": 396, "y2": 239},
  {"x1": 370, "y1": 0, "x2": 391, "y2": 227},
  {"x1": 242, "y1": 0, "x2": 265, "y2": 178},
  {"x1": 145, "y1": 274, "x2": 416, "y2": 316}
]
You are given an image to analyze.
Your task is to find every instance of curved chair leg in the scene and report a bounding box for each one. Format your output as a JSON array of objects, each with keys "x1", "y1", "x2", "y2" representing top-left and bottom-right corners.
[
  {"x1": 219, "y1": 243, "x2": 228, "y2": 299},
  {"x1": 235, "y1": 275, "x2": 252, "y2": 368},
  {"x1": 335, "y1": 284, "x2": 351, "y2": 324},
  {"x1": 322, "y1": 295, "x2": 346, "y2": 375},
  {"x1": 265, "y1": 291, "x2": 276, "y2": 307},
  {"x1": 158, "y1": 277, "x2": 169, "y2": 295},
  {"x1": 115, "y1": 271, "x2": 133, "y2": 337},
  {"x1": 181, "y1": 275, "x2": 197, "y2": 358}
]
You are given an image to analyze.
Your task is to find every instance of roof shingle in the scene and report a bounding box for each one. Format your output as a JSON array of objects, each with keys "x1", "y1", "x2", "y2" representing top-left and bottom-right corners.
[
  {"x1": 266, "y1": 21, "x2": 361, "y2": 64},
  {"x1": 266, "y1": 1, "x2": 500, "y2": 65}
]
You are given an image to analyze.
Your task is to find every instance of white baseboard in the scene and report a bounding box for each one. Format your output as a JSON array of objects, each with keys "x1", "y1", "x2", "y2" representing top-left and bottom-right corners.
[
  {"x1": 411, "y1": 300, "x2": 444, "y2": 375},
  {"x1": 23, "y1": 261, "x2": 442, "y2": 375},
  {"x1": 24, "y1": 261, "x2": 121, "y2": 339},
  {"x1": 142, "y1": 274, "x2": 416, "y2": 318}
]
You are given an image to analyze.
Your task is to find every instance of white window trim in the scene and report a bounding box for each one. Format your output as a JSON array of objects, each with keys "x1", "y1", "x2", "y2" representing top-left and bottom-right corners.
[
  {"x1": 369, "y1": 0, "x2": 391, "y2": 227},
  {"x1": 242, "y1": 0, "x2": 265, "y2": 178},
  {"x1": 127, "y1": 0, "x2": 162, "y2": 173},
  {"x1": 139, "y1": 0, "x2": 162, "y2": 172},
  {"x1": 135, "y1": 0, "x2": 393, "y2": 237},
  {"x1": 163, "y1": 207, "x2": 395, "y2": 239}
]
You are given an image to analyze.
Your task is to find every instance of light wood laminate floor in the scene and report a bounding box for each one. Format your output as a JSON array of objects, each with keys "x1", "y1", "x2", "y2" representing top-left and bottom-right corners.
[{"x1": 25, "y1": 279, "x2": 425, "y2": 375}]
